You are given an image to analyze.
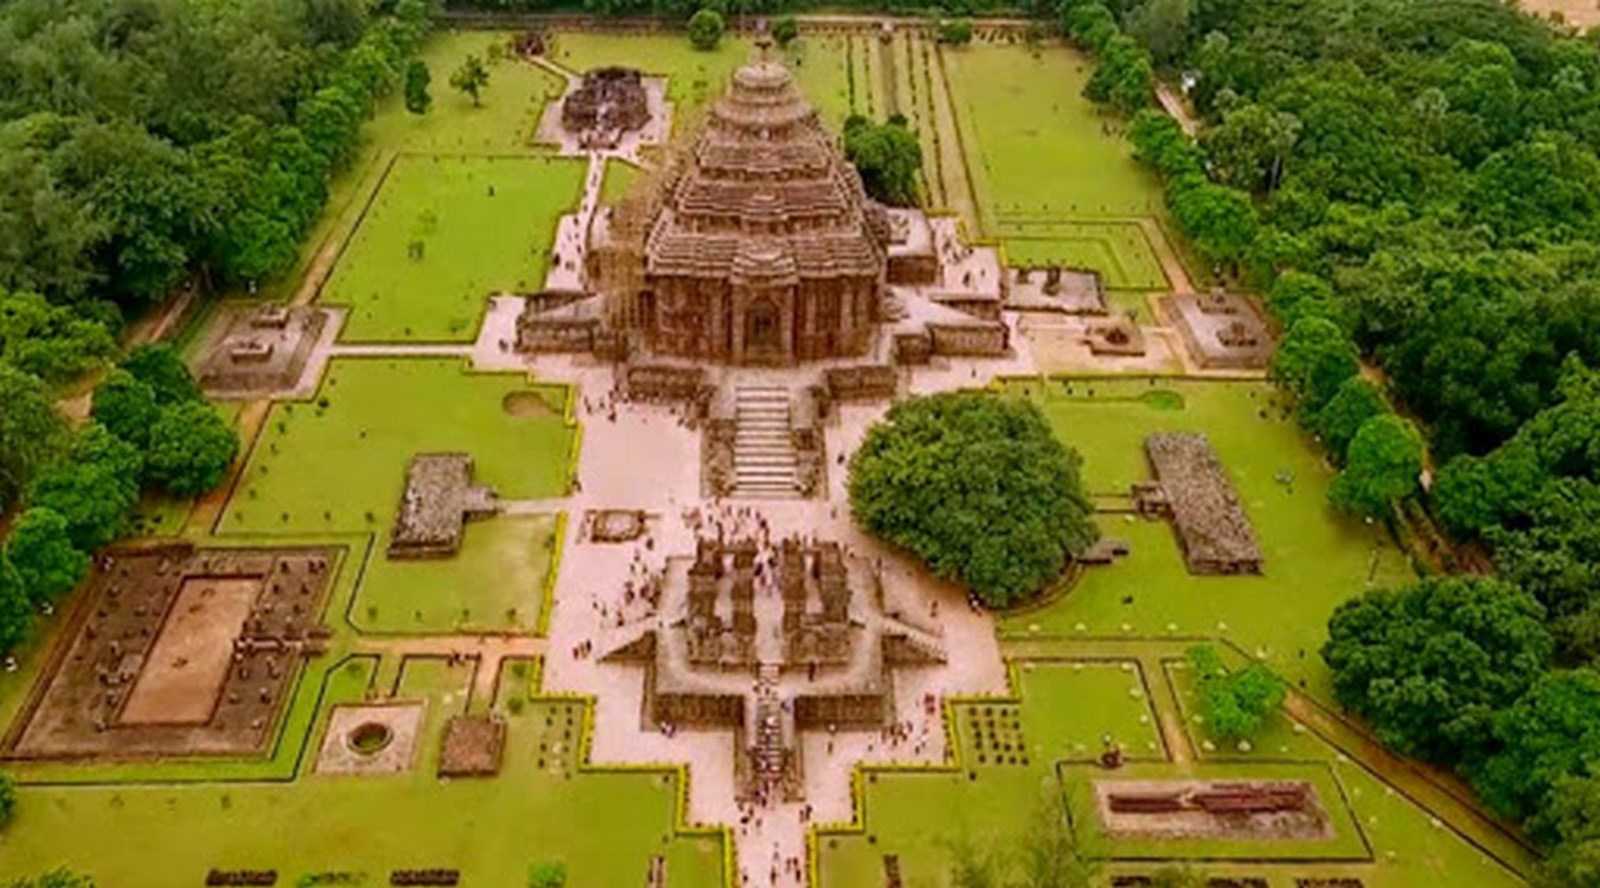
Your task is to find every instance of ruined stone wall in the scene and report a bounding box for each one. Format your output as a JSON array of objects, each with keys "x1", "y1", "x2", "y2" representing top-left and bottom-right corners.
[
  {"x1": 652, "y1": 691, "x2": 745, "y2": 728},
  {"x1": 825, "y1": 365, "x2": 898, "y2": 401},
  {"x1": 516, "y1": 319, "x2": 598, "y2": 353},
  {"x1": 929, "y1": 323, "x2": 1008, "y2": 356},
  {"x1": 794, "y1": 692, "x2": 890, "y2": 730}
]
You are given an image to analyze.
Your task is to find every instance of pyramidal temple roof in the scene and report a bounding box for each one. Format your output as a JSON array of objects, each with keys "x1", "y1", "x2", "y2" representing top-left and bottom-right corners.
[{"x1": 644, "y1": 58, "x2": 887, "y2": 281}]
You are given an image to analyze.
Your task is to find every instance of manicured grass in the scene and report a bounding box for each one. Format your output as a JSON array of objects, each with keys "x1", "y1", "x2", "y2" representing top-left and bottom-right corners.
[
  {"x1": 600, "y1": 158, "x2": 643, "y2": 206},
  {"x1": 1013, "y1": 660, "x2": 1164, "y2": 762},
  {"x1": 356, "y1": 514, "x2": 558, "y2": 634},
  {"x1": 0, "y1": 657, "x2": 722, "y2": 887},
  {"x1": 996, "y1": 378, "x2": 1412, "y2": 700},
  {"x1": 551, "y1": 31, "x2": 750, "y2": 126},
  {"x1": 225, "y1": 359, "x2": 573, "y2": 534},
  {"x1": 784, "y1": 34, "x2": 877, "y2": 128},
  {"x1": 321, "y1": 154, "x2": 585, "y2": 342},
  {"x1": 366, "y1": 32, "x2": 567, "y2": 155},
  {"x1": 943, "y1": 43, "x2": 1164, "y2": 229},
  {"x1": 1003, "y1": 221, "x2": 1168, "y2": 291}
]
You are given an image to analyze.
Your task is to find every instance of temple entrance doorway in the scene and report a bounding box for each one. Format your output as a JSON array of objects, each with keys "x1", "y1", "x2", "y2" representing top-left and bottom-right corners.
[{"x1": 745, "y1": 297, "x2": 783, "y2": 361}]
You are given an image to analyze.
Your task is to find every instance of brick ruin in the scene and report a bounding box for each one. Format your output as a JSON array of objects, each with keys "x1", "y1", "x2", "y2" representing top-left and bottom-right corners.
[
  {"x1": 603, "y1": 535, "x2": 944, "y2": 803},
  {"x1": 1135, "y1": 433, "x2": 1262, "y2": 575},
  {"x1": 1094, "y1": 779, "x2": 1331, "y2": 841},
  {"x1": 6, "y1": 544, "x2": 335, "y2": 760},
  {"x1": 1082, "y1": 313, "x2": 1148, "y2": 357},
  {"x1": 438, "y1": 714, "x2": 507, "y2": 777},
  {"x1": 388, "y1": 454, "x2": 500, "y2": 560},
  {"x1": 561, "y1": 67, "x2": 649, "y2": 149},
  {"x1": 196, "y1": 303, "x2": 329, "y2": 397},
  {"x1": 1006, "y1": 265, "x2": 1108, "y2": 315},
  {"x1": 1161, "y1": 289, "x2": 1275, "y2": 370}
]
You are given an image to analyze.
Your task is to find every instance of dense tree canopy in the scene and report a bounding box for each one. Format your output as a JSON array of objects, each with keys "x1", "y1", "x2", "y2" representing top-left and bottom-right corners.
[
  {"x1": 1474, "y1": 669, "x2": 1600, "y2": 823},
  {"x1": 1323, "y1": 576, "x2": 1553, "y2": 766},
  {"x1": 5, "y1": 508, "x2": 89, "y2": 607},
  {"x1": 1328, "y1": 414, "x2": 1423, "y2": 518},
  {"x1": 145, "y1": 401, "x2": 240, "y2": 497},
  {"x1": 843, "y1": 115, "x2": 923, "y2": 207},
  {"x1": 848, "y1": 393, "x2": 1098, "y2": 608},
  {"x1": 0, "y1": 362, "x2": 68, "y2": 513},
  {"x1": 686, "y1": 9, "x2": 725, "y2": 51}
]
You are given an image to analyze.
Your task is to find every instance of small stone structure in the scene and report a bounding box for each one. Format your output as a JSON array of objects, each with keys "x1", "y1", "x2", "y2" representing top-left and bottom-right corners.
[
  {"x1": 562, "y1": 67, "x2": 650, "y2": 149},
  {"x1": 6, "y1": 544, "x2": 336, "y2": 760},
  {"x1": 388, "y1": 454, "x2": 499, "y2": 560},
  {"x1": 1082, "y1": 314, "x2": 1147, "y2": 357},
  {"x1": 1161, "y1": 289, "x2": 1274, "y2": 370},
  {"x1": 196, "y1": 303, "x2": 330, "y2": 397},
  {"x1": 1138, "y1": 434, "x2": 1262, "y2": 575},
  {"x1": 316, "y1": 703, "x2": 424, "y2": 775},
  {"x1": 585, "y1": 509, "x2": 650, "y2": 543},
  {"x1": 438, "y1": 714, "x2": 506, "y2": 777},
  {"x1": 1094, "y1": 779, "x2": 1331, "y2": 841},
  {"x1": 885, "y1": 209, "x2": 939, "y2": 286},
  {"x1": 620, "y1": 364, "x2": 715, "y2": 405},
  {"x1": 603, "y1": 534, "x2": 944, "y2": 803},
  {"x1": 1006, "y1": 265, "x2": 1108, "y2": 315},
  {"x1": 823, "y1": 365, "x2": 897, "y2": 402}
]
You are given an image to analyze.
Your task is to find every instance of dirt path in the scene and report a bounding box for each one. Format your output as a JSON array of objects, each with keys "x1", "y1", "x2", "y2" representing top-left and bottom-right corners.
[
  {"x1": 1139, "y1": 217, "x2": 1196, "y2": 294},
  {"x1": 1155, "y1": 80, "x2": 1201, "y2": 138},
  {"x1": 184, "y1": 398, "x2": 271, "y2": 536}
]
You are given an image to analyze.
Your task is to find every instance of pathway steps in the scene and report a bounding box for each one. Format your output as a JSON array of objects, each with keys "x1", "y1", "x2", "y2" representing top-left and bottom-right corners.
[{"x1": 732, "y1": 386, "x2": 801, "y2": 499}]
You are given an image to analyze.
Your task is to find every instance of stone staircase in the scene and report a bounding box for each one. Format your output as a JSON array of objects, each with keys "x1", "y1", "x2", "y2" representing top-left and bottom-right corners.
[{"x1": 732, "y1": 385, "x2": 800, "y2": 499}]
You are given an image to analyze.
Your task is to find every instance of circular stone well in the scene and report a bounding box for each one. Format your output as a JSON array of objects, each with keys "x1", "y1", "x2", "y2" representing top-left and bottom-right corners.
[{"x1": 346, "y1": 721, "x2": 395, "y2": 756}]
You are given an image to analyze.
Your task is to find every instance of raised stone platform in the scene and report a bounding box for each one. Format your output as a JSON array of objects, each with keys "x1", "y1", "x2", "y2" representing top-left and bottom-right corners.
[
  {"x1": 388, "y1": 454, "x2": 499, "y2": 560},
  {"x1": 1139, "y1": 433, "x2": 1262, "y2": 575}
]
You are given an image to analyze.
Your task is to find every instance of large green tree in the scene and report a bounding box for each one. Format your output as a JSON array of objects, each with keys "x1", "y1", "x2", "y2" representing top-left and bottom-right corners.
[
  {"x1": 90, "y1": 369, "x2": 160, "y2": 449},
  {"x1": 1188, "y1": 645, "x2": 1285, "y2": 742},
  {"x1": 1271, "y1": 316, "x2": 1359, "y2": 413},
  {"x1": 1328, "y1": 413, "x2": 1423, "y2": 518},
  {"x1": 26, "y1": 425, "x2": 142, "y2": 551},
  {"x1": 1322, "y1": 576, "x2": 1553, "y2": 766},
  {"x1": 1309, "y1": 377, "x2": 1387, "y2": 464},
  {"x1": 5, "y1": 508, "x2": 89, "y2": 606},
  {"x1": 848, "y1": 393, "x2": 1097, "y2": 608},
  {"x1": 843, "y1": 116, "x2": 923, "y2": 207},
  {"x1": 0, "y1": 363, "x2": 68, "y2": 513},
  {"x1": 686, "y1": 9, "x2": 724, "y2": 51},
  {"x1": 144, "y1": 402, "x2": 239, "y2": 496}
]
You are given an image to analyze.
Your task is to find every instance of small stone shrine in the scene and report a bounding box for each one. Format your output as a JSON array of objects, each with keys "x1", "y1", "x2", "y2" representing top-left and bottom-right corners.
[{"x1": 388, "y1": 454, "x2": 499, "y2": 559}]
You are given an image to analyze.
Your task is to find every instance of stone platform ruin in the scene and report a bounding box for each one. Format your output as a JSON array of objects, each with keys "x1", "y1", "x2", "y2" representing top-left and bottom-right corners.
[
  {"x1": 388, "y1": 454, "x2": 499, "y2": 559},
  {"x1": 196, "y1": 303, "x2": 333, "y2": 398},
  {"x1": 6, "y1": 544, "x2": 336, "y2": 760},
  {"x1": 1094, "y1": 779, "x2": 1332, "y2": 841},
  {"x1": 1160, "y1": 290, "x2": 1274, "y2": 371},
  {"x1": 1006, "y1": 265, "x2": 1108, "y2": 315},
  {"x1": 1134, "y1": 433, "x2": 1262, "y2": 575},
  {"x1": 561, "y1": 67, "x2": 650, "y2": 149},
  {"x1": 603, "y1": 535, "x2": 945, "y2": 804}
]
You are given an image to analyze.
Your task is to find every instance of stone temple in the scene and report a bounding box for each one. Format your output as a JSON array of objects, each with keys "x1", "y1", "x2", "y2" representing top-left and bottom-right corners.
[
  {"x1": 519, "y1": 54, "x2": 1010, "y2": 367},
  {"x1": 598, "y1": 60, "x2": 885, "y2": 365}
]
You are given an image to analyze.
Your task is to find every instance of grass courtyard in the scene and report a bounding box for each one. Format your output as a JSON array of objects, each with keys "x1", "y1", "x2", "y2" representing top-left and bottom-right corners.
[
  {"x1": 0, "y1": 654, "x2": 723, "y2": 887},
  {"x1": 321, "y1": 154, "x2": 585, "y2": 343},
  {"x1": 995, "y1": 377, "x2": 1412, "y2": 699}
]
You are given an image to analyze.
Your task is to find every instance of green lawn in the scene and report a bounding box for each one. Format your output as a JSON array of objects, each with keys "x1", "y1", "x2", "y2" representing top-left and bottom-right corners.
[
  {"x1": 784, "y1": 34, "x2": 877, "y2": 129},
  {"x1": 368, "y1": 32, "x2": 567, "y2": 155},
  {"x1": 321, "y1": 154, "x2": 584, "y2": 342},
  {"x1": 943, "y1": 43, "x2": 1164, "y2": 229},
  {"x1": 1002, "y1": 221, "x2": 1168, "y2": 291},
  {"x1": 225, "y1": 358, "x2": 573, "y2": 535},
  {"x1": 600, "y1": 157, "x2": 643, "y2": 207},
  {"x1": 0, "y1": 656, "x2": 723, "y2": 887},
  {"x1": 1013, "y1": 660, "x2": 1165, "y2": 763},
  {"x1": 996, "y1": 378, "x2": 1412, "y2": 701},
  {"x1": 356, "y1": 514, "x2": 558, "y2": 634}
]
